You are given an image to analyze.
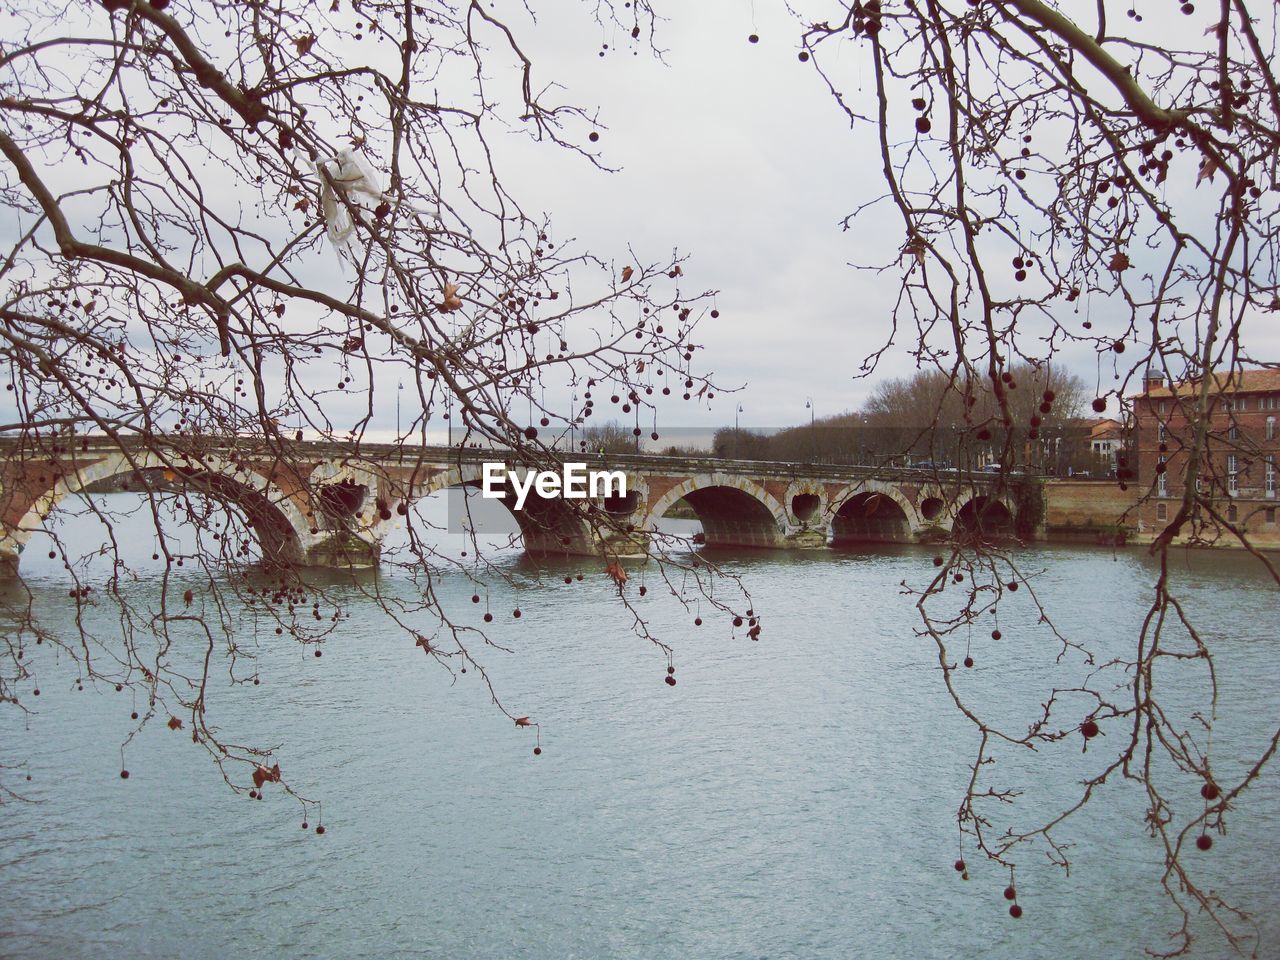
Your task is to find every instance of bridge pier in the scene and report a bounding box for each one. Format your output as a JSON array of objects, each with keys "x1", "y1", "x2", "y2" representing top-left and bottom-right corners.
[
  {"x1": 781, "y1": 526, "x2": 829, "y2": 549},
  {"x1": 303, "y1": 531, "x2": 382, "y2": 569},
  {"x1": 0, "y1": 542, "x2": 19, "y2": 579}
]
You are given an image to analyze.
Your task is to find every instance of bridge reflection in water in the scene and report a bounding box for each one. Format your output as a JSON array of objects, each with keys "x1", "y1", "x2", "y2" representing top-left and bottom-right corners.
[{"x1": 0, "y1": 438, "x2": 1028, "y2": 574}]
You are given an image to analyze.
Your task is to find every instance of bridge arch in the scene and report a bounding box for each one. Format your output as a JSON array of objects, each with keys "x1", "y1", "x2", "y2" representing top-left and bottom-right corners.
[
  {"x1": 828, "y1": 480, "x2": 918, "y2": 525},
  {"x1": 644, "y1": 474, "x2": 786, "y2": 549},
  {"x1": 953, "y1": 494, "x2": 1017, "y2": 542},
  {"x1": 410, "y1": 463, "x2": 596, "y2": 555},
  {"x1": 5, "y1": 450, "x2": 310, "y2": 569},
  {"x1": 829, "y1": 487, "x2": 914, "y2": 544}
]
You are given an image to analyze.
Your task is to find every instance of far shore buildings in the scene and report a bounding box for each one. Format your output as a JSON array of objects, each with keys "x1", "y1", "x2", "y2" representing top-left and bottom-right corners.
[
  {"x1": 1132, "y1": 367, "x2": 1280, "y2": 547},
  {"x1": 1087, "y1": 417, "x2": 1124, "y2": 475}
]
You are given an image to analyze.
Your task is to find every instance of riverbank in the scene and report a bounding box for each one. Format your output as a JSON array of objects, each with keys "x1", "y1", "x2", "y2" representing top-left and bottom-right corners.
[{"x1": 1043, "y1": 479, "x2": 1280, "y2": 550}]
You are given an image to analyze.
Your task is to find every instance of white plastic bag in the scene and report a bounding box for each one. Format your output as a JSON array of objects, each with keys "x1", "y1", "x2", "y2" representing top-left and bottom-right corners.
[{"x1": 316, "y1": 149, "x2": 384, "y2": 260}]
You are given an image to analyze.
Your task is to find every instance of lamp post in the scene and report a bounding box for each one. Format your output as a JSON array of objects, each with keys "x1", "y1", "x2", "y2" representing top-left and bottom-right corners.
[
  {"x1": 396, "y1": 380, "x2": 403, "y2": 441},
  {"x1": 570, "y1": 393, "x2": 577, "y2": 452},
  {"x1": 805, "y1": 397, "x2": 815, "y2": 463},
  {"x1": 734, "y1": 404, "x2": 743, "y2": 459}
]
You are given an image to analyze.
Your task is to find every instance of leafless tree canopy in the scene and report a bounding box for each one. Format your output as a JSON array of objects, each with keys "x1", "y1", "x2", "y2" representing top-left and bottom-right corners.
[
  {"x1": 796, "y1": 0, "x2": 1278, "y2": 951},
  {"x1": 0, "y1": 0, "x2": 747, "y2": 806},
  {"x1": 0, "y1": 0, "x2": 709, "y2": 448}
]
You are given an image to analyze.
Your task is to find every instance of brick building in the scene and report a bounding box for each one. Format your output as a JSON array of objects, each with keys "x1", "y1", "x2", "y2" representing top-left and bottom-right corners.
[{"x1": 1132, "y1": 368, "x2": 1280, "y2": 547}]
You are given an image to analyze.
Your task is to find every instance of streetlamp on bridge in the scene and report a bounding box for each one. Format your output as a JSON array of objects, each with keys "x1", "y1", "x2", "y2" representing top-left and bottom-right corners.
[
  {"x1": 734, "y1": 404, "x2": 744, "y2": 459},
  {"x1": 570, "y1": 393, "x2": 577, "y2": 452},
  {"x1": 805, "y1": 397, "x2": 815, "y2": 463}
]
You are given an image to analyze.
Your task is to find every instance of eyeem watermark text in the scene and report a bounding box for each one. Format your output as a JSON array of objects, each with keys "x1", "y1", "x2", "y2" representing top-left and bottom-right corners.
[{"x1": 481, "y1": 463, "x2": 627, "y2": 510}]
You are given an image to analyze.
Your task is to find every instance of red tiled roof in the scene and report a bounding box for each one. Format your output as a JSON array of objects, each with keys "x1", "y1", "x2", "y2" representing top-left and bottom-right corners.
[
  {"x1": 1135, "y1": 367, "x2": 1280, "y2": 399},
  {"x1": 1089, "y1": 418, "x2": 1122, "y2": 439}
]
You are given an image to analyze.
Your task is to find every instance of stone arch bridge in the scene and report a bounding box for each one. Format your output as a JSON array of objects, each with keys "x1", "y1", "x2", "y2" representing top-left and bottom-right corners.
[{"x1": 0, "y1": 437, "x2": 1038, "y2": 574}]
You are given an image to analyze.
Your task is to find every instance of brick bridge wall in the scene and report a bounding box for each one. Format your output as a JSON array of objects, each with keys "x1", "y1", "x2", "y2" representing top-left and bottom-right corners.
[{"x1": 1043, "y1": 480, "x2": 1140, "y2": 545}]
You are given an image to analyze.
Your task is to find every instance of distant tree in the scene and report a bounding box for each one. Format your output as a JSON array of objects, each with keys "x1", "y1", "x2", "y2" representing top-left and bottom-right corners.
[
  {"x1": 739, "y1": 365, "x2": 1090, "y2": 471},
  {"x1": 582, "y1": 420, "x2": 639, "y2": 455},
  {"x1": 711, "y1": 426, "x2": 772, "y2": 460},
  {"x1": 658, "y1": 443, "x2": 709, "y2": 458},
  {"x1": 860, "y1": 363, "x2": 1088, "y2": 469}
]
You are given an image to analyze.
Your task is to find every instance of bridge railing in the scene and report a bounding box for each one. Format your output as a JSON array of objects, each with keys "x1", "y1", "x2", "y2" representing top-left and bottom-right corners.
[{"x1": 2, "y1": 434, "x2": 1014, "y2": 486}]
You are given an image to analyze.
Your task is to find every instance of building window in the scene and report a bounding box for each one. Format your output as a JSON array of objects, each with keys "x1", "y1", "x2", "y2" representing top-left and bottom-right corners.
[
  {"x1": 1158, "y1": 423, "x2": 1167, "y2": 442},
  {"x1": 1237, "y1": 397, "x2": 1248, "y2": 411},
  {"x1": 1268, "y1": 417, "x2": 1276, "y2": 441},
  {"x1": 1228, "y1": 454, "x2": 1238, "y2": 495},
  {"x1": 1267, "y1": 507, "x2": 1276, "y2": 524},
  {"x1": 1157, "y1": 456, "x2": 1167, "y2": 496},
  {"x1": 1268, "y1": 457, "x2": 1276, "y2": 500},
  {"x1": 1228, "y1": 504, "x2": 1238, "y2": 522},
  {"x1": 1229, "y1": 423, "x2": 1239, "y2": 441},
  {"x1": 1159, "y1": 400, "x2": 1168, "y2": 415},
  {"x1": 1157, "y1": 502, "x2": 1168, "y2": 521}
]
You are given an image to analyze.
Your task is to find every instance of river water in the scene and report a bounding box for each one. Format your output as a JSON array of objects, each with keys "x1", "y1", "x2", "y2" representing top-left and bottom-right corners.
[{"x1": 1, "y1": 492, "x2": 1278, "y2": 959}]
